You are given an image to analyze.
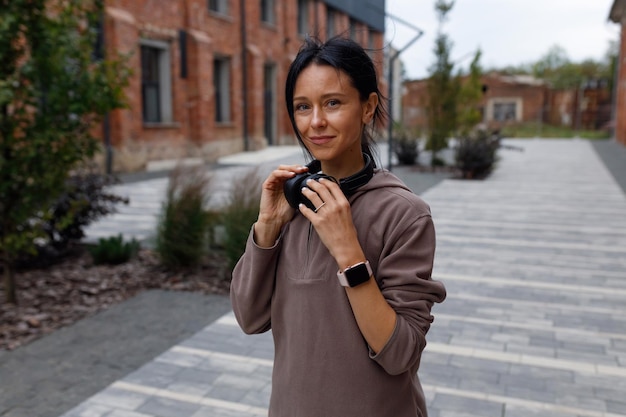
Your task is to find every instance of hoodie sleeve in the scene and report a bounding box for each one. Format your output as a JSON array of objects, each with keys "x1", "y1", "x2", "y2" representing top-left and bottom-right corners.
[
  {"x1": 230, "y1": 226, "x2": 281, "y2": 334},
  {"x1": 369, "y1": 211, "x2": 446, "y2": 375}
]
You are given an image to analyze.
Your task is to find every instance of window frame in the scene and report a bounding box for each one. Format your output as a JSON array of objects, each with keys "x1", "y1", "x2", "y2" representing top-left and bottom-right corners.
[
  {"x1": 140, "y1": 39, "x2": 173, "y2": 125},
  {"x1": 208, "y1": 0, "x2": 229, "y2": 15},
  {"x1": 297, "y1": 0, "x2": 309, "y2": 36},
  {"x1": 261, "y1": 0, "x2": 275, "y2": 25},
  {"x1": 326, "y1": 7, "x2": 336, "y2": 39},
  {"x1": 213, "y1": 56, "x2": 232, "y2": 124},
  {"x1": 487, "y1": 97, "x2": 523, "y2": 122}
]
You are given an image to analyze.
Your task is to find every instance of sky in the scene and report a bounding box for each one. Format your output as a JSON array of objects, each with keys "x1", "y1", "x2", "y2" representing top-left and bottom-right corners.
[{"x1": 385, "y1": 0, "x2": 619, "y2": 80}]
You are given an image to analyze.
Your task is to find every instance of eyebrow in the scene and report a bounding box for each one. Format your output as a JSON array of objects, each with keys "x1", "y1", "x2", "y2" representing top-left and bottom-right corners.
[{"x1": 293, "y1": 92, "x2": 349, "y2": 101}]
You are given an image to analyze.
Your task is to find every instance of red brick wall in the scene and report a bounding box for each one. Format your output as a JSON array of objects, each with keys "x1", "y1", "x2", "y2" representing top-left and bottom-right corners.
[
  {"x1": 615, "y1": 22, "x2": 626, "y2": 145},
  {"x1": 101, "y1": 0, "x2": 386, "y2": 172},
  {"x1": 482, "y1": 75, "x2": 548, "y2": 127},
  {"x1": 401, "y1": 75, "x2": 549, "y2": 133}
]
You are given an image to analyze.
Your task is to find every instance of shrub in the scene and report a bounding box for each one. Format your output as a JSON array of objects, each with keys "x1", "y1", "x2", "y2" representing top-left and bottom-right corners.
[
  {"x1": 455, "y1": 129, "x2": 500, "y2": 179},
  {"x1": 43, "y1": 169, "x2": 129, "y2": 250},
  {"x1": 218, "y1": 169, "x2": 263, "y2": 270},
  {"x1": 89, "y1": 234, "x2": 140, "y2": 265},
  {"x1": 15, "y1": 168, "x2": 128, "y2": 269},
  {"x1": 155, "y1": 165, "x2": 213, "y2": 268},
  {"x1": 393, "y1": 127, "x2": 420, "y2": 166}
]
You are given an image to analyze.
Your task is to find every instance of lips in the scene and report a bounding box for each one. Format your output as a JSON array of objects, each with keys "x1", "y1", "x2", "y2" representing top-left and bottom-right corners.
[{"x1": 308, "y1": 135, "x2": 334, "y2": 145}]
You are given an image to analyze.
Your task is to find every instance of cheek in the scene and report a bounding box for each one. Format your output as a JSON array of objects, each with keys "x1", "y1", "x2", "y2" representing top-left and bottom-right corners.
[{"x1": 294, "y1": 115, "x2": 308, "y2": 133}]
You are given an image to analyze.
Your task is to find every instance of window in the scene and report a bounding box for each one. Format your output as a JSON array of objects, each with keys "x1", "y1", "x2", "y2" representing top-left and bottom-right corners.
[
  {"x1": 261, "y1": 0, "x2": 275, "y2": 24},
  {"x1": 208, "y1": 0, "x2": 228, "y2": 14},
  {"x1": 298, "y1": 0, "x2": 309, "y2": 35},
  {"x1": 493, "y1": 102, "x2": 517, "y2": 121},
  {"x1": 140, "y1": 41, "x2": 172, "y2": 124},
  {"x1": 368, "y1": 29, "x2": 375, "y2": 50},
  {"x1": 349, "y1": 18, "x2": 358, "y2": 40},
  {"x1": 263, "y1": 63, "x2": 277, "y2": 144},
  {"x1": 214, "y1": 57, "x2": 231, "y2": 123},
  {"x1": 326, "y1": 7, "x2": 336, "y2": 39}
]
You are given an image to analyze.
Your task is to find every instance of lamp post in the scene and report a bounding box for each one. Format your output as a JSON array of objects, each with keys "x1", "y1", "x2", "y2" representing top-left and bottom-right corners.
[{"x1": 385, "y1": 13, "x2": 423, "y2": 171}]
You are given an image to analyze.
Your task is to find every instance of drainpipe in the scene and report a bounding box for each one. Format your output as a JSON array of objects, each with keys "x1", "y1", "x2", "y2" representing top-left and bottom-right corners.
[
  {"x1": 98, "y1": 9, "x2": 113, "y2": 174},
  {"x1": 240, "y1": 0, "x2": 249, "y2": 151}
]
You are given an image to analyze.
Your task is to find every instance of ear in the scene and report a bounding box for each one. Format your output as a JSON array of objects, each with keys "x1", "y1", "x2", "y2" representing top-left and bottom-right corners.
[{"x1": 361, "y1": 92, "x2": 379, "y2": 124}]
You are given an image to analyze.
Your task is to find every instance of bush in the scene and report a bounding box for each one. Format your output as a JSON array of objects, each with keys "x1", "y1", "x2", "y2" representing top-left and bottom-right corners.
[
  {"x1": 455, "y1": 129, "x2": 500, "y2": 179},
  {"x1": 89, "y1": 234, "x2": 140, "y2": 265},
  {"x1": 16, "y1": 169, "x2": 128, "y2": 269},
  {"x1": 393, "y1": 127, "x2": 420, "y2": 166},
  {"x1": 43, "y1": 169, "x2": 129, "y2": 250},
  {"x1": 155, "y1": 165, "x2": 213, "y2": 268},
  {"x1": 218, "y1": 169, "x2": 263, "y2": 270}
]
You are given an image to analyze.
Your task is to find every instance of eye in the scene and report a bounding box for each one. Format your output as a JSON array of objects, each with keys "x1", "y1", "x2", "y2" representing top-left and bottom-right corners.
[
  {"x1": 327, "y1": 99, "x2": 340, "y2": 108},
  {"x1": 294, "y1": 103, "x2": 310, "y2": 112}
]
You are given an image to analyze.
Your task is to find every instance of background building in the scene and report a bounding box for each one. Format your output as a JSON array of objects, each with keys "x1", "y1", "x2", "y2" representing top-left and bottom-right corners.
[
  {"x1": 101, "y1": 0, "x2": 386, "y2": 172},
  {"x1": 609, "y1": 0, "x2": 626, "y2": 145},
  {"x1": 401, "y1": 73, "x2": 611, "y2": 135}
]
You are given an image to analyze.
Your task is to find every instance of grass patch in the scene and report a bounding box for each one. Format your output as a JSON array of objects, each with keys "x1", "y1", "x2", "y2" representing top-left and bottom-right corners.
[{"x1": 500, "y1": 122, "x2": 610, "y2": 140}]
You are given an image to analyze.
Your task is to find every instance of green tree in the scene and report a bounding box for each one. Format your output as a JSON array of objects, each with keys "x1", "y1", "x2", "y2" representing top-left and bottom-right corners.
[
  {"x1": 457, "y1": 50, "x2": 484, "y2": 136},
  {"x1": 521, "y1": 44, "x2": 616, "y2": 89},
  {"x1": 426, "y1": 0, "x2": 459, "y2": 166},
  {"x1": 0, "y1": 0, "x2": 129, "y2": 304}
]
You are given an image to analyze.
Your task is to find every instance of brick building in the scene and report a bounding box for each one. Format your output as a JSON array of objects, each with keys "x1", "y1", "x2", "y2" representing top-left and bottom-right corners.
[
  {"x1": 609, "y1": 0, "x2": 626, "y2": 145},
  {"x1": 401, "y1": 73, "x2": 611, "y2": 135},
  {"x1": 402, "y1": 73, "x2": 549, "y2": 133},
  {"x1": 100, "y1": 0, "x2": 386, "y2": 172}
]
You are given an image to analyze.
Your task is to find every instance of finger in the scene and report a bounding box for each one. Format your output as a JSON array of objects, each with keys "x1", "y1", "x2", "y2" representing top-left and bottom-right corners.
[
  {"x1": 276, "y1": 164, "x2": 309, "y2": 174},
  {"x1": 306, "y1": 178, "x2": 332, "y2": 200},
  {"x1": 307, "y1": 177, "x2": 341, "y2": 202},
  {"x1": 301, "y1": 186, "x2": 324, "y2": 206},
  {"x1": 298, "y1": 203, "x2": 316, "y2": 220}
]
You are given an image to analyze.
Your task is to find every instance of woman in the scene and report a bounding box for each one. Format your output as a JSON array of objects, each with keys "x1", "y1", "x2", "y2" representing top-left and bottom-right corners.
[{"x1": 230, "y1": 36, "x2": 446, "y2": 417}]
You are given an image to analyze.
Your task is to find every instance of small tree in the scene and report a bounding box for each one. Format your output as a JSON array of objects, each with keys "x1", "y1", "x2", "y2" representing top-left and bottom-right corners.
[
  {"x1": 426, "y1": 0, "x2": 459, "y2": 166},
  {"x1": 0, "y1": 0, "x2": 129, "y2": 304},
  {"x1": 457, "y1": 50, "x2": 484, "y2": 137}
]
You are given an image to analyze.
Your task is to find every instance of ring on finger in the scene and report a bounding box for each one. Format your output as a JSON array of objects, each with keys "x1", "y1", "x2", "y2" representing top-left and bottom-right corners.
[{"x1": 314, "y1": 202, "x2": 326, "y2": 213}]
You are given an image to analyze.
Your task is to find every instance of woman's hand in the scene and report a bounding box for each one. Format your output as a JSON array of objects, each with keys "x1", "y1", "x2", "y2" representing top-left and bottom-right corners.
[
  {"x1": 299, "y1": 178, "x2": 365, "y2": 269},
  {"x1": 301, "y1": 178, "x2": 396, "y2": 353},
  {"x1": 254, "y1": 164, "x2": 308, "y2": 248}
]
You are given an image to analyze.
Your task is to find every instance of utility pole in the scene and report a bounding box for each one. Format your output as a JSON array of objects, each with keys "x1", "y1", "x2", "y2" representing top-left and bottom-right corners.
[{"x1": 385, "y1": 13, "x2": 424, "y2": 172}]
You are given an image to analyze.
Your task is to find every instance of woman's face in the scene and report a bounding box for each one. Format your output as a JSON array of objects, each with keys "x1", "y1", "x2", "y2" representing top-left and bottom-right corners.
[{"x1": 292, "y1": 64, "x2": 377, "y2": 178}]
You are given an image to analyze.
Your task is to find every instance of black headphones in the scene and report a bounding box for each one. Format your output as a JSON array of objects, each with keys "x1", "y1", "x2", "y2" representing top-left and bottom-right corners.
[{"x1": 283, "y1": 153, "x2": 374, "y2": 210}]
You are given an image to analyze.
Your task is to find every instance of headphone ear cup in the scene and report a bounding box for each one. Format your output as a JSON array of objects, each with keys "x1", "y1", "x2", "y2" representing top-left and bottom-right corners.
[{"x1": 283, "y1": 173, "x2": 310, "y2": 209}]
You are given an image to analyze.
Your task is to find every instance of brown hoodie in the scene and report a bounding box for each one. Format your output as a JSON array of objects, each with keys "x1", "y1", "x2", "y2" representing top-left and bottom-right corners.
[{"x1": 231, "y1": 169, "x2": 447, "y2": 417}]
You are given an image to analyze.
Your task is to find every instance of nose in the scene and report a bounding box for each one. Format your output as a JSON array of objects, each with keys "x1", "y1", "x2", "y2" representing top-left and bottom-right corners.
[{"x1": 310, "y1": 107, "x2": 326, "y2": 129}]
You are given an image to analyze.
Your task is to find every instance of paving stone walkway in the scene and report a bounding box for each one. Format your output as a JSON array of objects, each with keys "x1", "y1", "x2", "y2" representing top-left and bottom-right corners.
[
  {"x1": 10, "y1": 139, "x2": 626, "y2": 417},
  {"x1": 55, "y1": 138, "x2": 626, "y2": 417}
]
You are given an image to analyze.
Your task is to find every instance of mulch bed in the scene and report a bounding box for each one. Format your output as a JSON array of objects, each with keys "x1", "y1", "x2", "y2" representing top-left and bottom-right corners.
[{"x1": 0, "y1": 247, "x2": 231, "y2": 351}]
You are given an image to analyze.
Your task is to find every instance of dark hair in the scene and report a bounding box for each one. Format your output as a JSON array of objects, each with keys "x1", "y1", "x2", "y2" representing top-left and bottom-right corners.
[{"x1": 285, "y1": 36, "x2": 387, "y2": 164}]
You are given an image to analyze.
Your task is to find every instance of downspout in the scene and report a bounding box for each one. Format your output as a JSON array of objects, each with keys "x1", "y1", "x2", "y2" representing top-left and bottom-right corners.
[
  {"x1": 240, "y1": 0, "x2": 249, "y2": 151},
  {"x1": 314, "y1": 0, "x2": 319, "y2": 35},
  {"x1": 99, "y1": 8, "x2": 113, "y2": 174}
]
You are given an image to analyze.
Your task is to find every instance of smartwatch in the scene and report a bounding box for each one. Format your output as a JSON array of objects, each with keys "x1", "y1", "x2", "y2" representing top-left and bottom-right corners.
[{"x1": 337, "y1": 260, "x2": 372, "y2": 287}]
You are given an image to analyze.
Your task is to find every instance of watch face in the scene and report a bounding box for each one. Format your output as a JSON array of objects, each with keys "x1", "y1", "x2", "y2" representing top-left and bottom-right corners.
[{"x1": 344, "y1": 263, "x2": 371, "y2": 287}]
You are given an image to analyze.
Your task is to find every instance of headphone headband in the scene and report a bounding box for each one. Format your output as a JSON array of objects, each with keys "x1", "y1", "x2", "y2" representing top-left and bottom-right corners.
[{"x1": 305, "y1": 153, "x2": 374, "y2": 197}]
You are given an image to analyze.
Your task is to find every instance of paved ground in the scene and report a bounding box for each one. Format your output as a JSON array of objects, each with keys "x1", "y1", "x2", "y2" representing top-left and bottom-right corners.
[{"x1": 1, "y1": 138, "x2": 625, "y2": 417}]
